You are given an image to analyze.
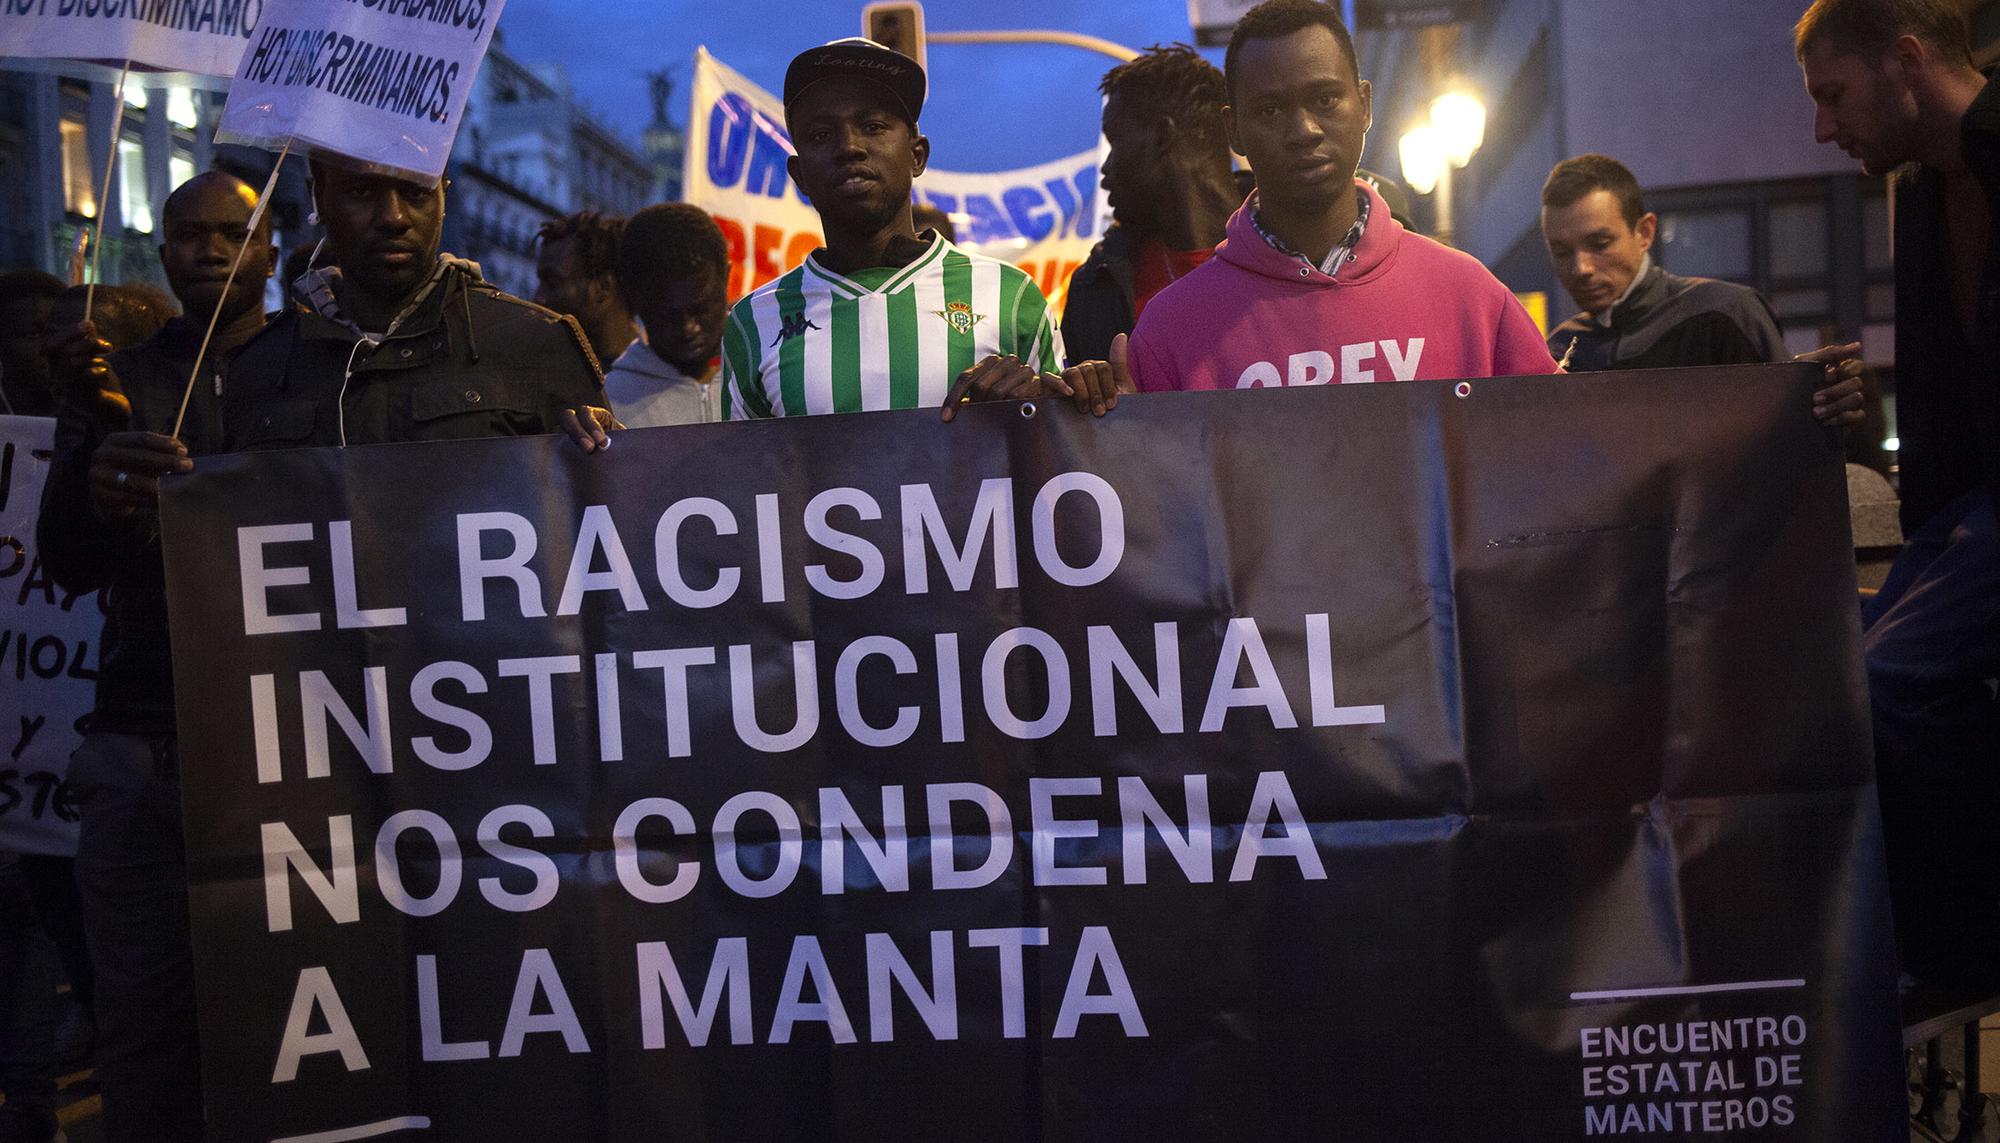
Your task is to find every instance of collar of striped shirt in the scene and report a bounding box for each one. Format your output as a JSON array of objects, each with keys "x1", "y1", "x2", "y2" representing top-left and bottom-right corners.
[
  {"x1": 1250, "y1": 186, "x2": 1371, "y2": 279},
  {"x1": 803, "y1": 231, "x2": 949, "y2": 298}
]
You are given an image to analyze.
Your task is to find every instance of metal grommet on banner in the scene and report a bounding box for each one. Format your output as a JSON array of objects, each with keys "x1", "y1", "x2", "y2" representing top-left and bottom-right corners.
[
  {"x1": 1020, "y1": 401, "x2": 1037, "y2": 419},
  {"x1": 1454, "y1": 382, "x2": 1473, "y2": 399}
]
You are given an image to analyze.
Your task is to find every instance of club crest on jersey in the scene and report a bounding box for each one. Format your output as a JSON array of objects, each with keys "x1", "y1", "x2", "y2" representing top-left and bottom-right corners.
[{"x1": 935, "y1": 300, "x2": 985, "y2": 336}]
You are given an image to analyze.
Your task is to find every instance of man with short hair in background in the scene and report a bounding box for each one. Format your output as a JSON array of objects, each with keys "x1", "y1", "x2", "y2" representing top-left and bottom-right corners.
[
  {"x1": 1541, "y1": 154, "x2": 1789, "y2": 370},
  {"x1": 603, "y1": 203, "x2": 730, "y2": 427},
  {"x1": 1798, "y1": 0, "x2": 2000, "y2": 982},
  {"x1": 1539, "y1": 154, "x2": 1866, "y2": 425},
  {"x1": 0, "y1": 269, "x2": 63, "y2": 416},
  {"x1": 38, "y1": 169, "x2": 279, "y2": 1143},
  {"x1": 910, "y1": 201, "x2": 956, "y2": 242},
  {"x1": 1065, "y1": 44, "x2": 1239, "y2": 366},
  {"x1": 536, "y1": 210, "x2": 637, "y2": 369}
]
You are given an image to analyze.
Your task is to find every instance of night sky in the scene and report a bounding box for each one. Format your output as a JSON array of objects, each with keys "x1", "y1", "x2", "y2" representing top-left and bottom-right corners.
[{"x1": 494, "y1": 0, "x2": 1223, "y2": 172}]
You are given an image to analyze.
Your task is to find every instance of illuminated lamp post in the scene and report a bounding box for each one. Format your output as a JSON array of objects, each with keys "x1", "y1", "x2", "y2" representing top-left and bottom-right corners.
[{"x1": 1398, "y1": 88, "x2": 1485, "y2": 246}]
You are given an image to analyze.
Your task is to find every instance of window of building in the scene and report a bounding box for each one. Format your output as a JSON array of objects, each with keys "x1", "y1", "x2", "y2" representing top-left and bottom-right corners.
[
  {"x1": 1768, "y1": 201, "x2": 1829, "y2": 278},
  {"x1": 1656, "y1": 208, "x2": 1752, "y2": 281},
  {"x1": 1863, "y1": 195, "x2": 1891, "y2": 272},
  {"x1": 1867, "y1": 281, "x2": 1895, "y2": 323},
  {"x1": 119, "y1": 136, "x2": 153, "y2": 233},
  {"x1": 1647, "y1": 175, "x2": 1890, "y2": 354},
  {"x1": 61, "y1": 114, "x2": 96, "y2": 217},
  {"x1": 170, "y1": 152, "x2": 197, "y2": 195},
  {"x1": 168, "y1": 86, "x2": 200, "y2": 130},
  {"x1": 1770, "y1": 287, "x2": 1832, "y2": 322}
]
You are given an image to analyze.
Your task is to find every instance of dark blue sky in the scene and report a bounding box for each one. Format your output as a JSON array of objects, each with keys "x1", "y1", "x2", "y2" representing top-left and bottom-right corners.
[{"x1": 494, "y1": 0, "x2": 1225, "y2": 172}]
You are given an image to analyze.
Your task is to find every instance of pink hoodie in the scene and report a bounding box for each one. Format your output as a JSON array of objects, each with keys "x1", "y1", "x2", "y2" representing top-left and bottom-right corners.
[{"x1": 1129, "y1": 179, "x2": 1558, "y2": 391}]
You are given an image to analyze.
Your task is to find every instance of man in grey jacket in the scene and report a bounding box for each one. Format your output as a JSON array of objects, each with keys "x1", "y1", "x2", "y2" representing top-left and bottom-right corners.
[{"x1": 601, "y1": 203, "x2": 729, "y2": 427}]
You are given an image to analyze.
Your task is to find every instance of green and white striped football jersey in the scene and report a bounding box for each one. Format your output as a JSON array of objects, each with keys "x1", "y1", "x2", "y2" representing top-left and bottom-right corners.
[{"x1": 721, "y1": 234, "x2": 1064, "y2": 419}]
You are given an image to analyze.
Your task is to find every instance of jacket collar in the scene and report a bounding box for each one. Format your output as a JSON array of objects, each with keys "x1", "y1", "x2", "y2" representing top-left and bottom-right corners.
[
  {"x1": 1594, "y1": 256, "x2": 1663, "y2": 327},
  {"x1": 1072, "y1": 222, "x2": 1137, "y2": 298},
  {"x1": 292, "y1": 255, "x2": 478, "y2": 342}
]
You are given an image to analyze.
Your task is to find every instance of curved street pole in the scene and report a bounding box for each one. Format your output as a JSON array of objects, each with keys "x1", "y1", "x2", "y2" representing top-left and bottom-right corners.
[{"x1": 927, "y1": 29, "x2": 1140, "y2": 63}]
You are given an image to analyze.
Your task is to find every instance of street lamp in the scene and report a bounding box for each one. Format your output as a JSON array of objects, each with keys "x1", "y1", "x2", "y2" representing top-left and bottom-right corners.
[
  {"x1": 1398, "y1": 125, "x2": 1444, "y2": 196},
  {"x1": 1398, "y1": 88, "x2": 1485, "y2": 245},
  {"x1": 1428, "y1": 90, "x2": 1486, "y2": 167}
]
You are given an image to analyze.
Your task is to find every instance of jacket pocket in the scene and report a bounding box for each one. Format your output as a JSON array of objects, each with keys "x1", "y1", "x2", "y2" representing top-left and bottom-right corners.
[
  {"x1": 408, "y1": 376, "x2": 545, "y2": 437},
  {"x1": 234, "y1": 399, "x2": 317, "y2": 450}
]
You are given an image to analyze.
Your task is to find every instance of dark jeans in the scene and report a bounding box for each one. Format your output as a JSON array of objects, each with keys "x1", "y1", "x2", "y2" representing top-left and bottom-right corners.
[
  {"x1": 68, "y1": 732, "x2": 204, "y2": 1143},
  {"x1": 0, "y1": 851, "x2": 59, "y2": 1127},
  {"x1": 19, "y1": 854, "x2": 93, "y2": 1019},
  {"x1": 1864, "y1": 489, "x2": 2000, "y2": 980}
]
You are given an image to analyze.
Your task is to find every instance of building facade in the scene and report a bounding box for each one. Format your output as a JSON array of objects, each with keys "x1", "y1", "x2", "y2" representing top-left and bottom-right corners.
[
  {"x1": 446, "y1": 34, "x2": 654, "y2": 296},
  {"x1": 2, "y1": 29, "x2": 653, "y2": 307},
  {"x1": 0, "y1": 69, "x2": 313, "y2": 307},
  {"x1": 1356, "y1": 0, "x2": 1905, "y2": 360}
]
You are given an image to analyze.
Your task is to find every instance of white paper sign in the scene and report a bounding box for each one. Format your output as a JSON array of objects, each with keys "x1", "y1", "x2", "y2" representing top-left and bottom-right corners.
[
  {"x1": 684, "y1": 47, "x2": 1105, "y2": 314},
  {"x1": 0, "y1": 0, "x2": 264, "y2": 76},
  {"x1": 0, "y1": 416, "x2": 99, "y2": 857},
  {"x1": 214, "y1": 0, "x2": 504, "y2": 184}
]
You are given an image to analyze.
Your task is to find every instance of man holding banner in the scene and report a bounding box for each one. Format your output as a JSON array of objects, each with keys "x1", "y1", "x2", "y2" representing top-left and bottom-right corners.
[
  {"x1": 223, "y1": 157, "x2": 604, "y2": 451},
  {"x1": 1129, "y1": 0, "x2": 1558, "y2": 390},
  {"x1": 723, "y1": 38, "x2": 1123, "y2": 423},
  {"x1": 38, "y1": 169, "x2": 278, "y2": 1143}
]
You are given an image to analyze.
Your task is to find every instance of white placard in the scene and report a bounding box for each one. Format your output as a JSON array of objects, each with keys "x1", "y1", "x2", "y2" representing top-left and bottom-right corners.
[
  {"x1": 0, "y1": 0, "x2": 264, "y2": 76},
  {"x1": 214, "y1": 0, "x2": 505, "y2": 184},
  {"x1": 0, "y1": 416, "x2": 98, "y2": 857}
]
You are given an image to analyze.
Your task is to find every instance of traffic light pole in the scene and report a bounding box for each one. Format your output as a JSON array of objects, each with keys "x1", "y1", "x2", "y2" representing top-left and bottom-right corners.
[{"x1": 926, "y1": 29, "x2": 1139, "y2": 63}]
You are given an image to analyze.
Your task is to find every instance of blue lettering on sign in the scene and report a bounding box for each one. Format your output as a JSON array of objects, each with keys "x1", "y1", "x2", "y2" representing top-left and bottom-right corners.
[
  {"x1": 1042, "y1": 177, "x2": 1080, "y2": 239},
  {"x1": 746, "y1": 127, "x2": 792, "y2": 199},
  {"x1": 1002, "y1": 186, "x2": 1054, "y2": 242},
  {"x1": 960, "y1": 195, "x2": 1011, "y2": 244},
  {"x1": 706, "y1": 94, "x2": 809, "y2": 203},
  {"x1": 707, "y1": 93, "x2": 752, "y2": 188},
  {"x1": 1072, "y1": 164, "x2": 1101, "y2": 240},
  {"x1": 920, "y1": 191, "x2": 959, "y2": 215}
]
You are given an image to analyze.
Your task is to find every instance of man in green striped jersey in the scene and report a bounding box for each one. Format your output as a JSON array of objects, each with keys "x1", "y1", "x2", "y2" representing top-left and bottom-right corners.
[{"x1": 721, "y1": 38, "x2": 1125, "y2": 423}]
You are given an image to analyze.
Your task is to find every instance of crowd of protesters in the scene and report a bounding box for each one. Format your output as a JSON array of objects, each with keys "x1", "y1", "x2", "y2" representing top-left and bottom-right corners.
[{"x1": 0, "y1": 0, "x2": 1991, "y2": 1139}]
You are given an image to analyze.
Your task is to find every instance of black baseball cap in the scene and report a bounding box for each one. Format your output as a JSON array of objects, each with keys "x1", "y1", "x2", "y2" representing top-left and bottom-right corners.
[{"x1": 783, "y1": 37, "x2": 927, "y2": 126}]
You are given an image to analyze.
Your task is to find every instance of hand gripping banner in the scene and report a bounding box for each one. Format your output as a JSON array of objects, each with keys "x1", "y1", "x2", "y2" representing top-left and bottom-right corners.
[{"x1": 160, "y1": 365, "x2": 1905, "y2": 1141}]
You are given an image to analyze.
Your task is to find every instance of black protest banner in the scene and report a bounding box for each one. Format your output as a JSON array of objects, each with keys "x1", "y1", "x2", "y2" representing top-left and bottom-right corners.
[
  {"x1": 160, "y1": 366, "x2": 1904, "y2": 1142},
  {"x1": 0, "y1": 416, "x2": 98, "y2": 856}
]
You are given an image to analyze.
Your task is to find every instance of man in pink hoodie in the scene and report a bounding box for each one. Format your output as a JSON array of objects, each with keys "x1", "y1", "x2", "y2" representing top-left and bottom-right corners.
[{"x1": 1128, "y1": 0, "x2": 1558, "y2": 391}]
